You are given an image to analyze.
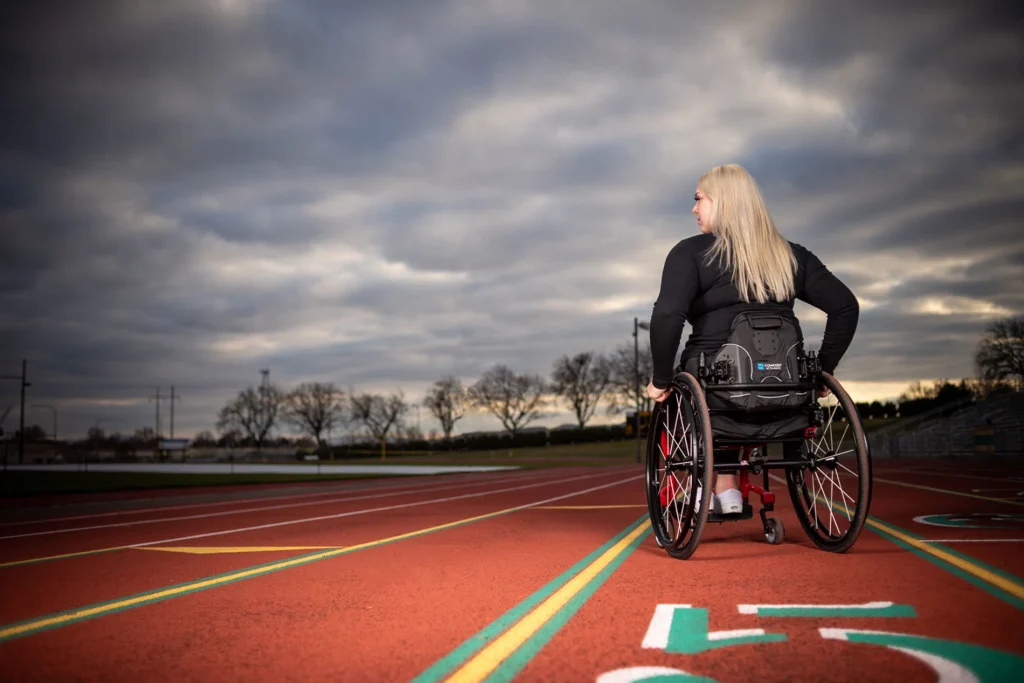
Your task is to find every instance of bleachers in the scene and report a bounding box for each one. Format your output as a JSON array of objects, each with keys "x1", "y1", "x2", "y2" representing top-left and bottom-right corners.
[{"x1": 868, "y1": 391, "x2": 1024, "y2": 458}]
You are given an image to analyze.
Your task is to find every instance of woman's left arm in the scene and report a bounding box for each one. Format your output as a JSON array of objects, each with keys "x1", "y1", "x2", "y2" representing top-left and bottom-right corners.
[{"x1": 648, "y1": 242, "x2": 699, "y2": 393}]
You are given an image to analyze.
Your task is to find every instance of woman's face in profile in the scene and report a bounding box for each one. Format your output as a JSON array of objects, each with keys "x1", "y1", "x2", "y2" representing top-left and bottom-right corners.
[{"x1": 692, "y1": 188, "x2": 712, "y2": 233}]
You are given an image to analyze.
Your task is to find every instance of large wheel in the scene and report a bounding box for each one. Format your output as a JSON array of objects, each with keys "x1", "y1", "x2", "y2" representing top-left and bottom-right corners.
[
  {"x1": 786, "y1": 371, "x2": 872, "y2": 552},
  {"x1": 645, "y1": 372, "x2": 715, "y2": 560}
]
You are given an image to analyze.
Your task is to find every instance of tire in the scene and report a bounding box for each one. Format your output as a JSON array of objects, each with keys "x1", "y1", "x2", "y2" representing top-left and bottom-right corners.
[
  {"x1": 765, "y1": 517, "x2": 784, "y2": 545},
  {"x1": 786, "y1": 371, "x2": 872, "y2": 552},
  {"x1": 645, "y1": 372, "x2": 715, "y2": 560}
]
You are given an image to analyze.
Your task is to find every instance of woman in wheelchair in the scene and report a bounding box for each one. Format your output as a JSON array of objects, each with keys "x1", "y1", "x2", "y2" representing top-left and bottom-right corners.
[{"x1": 641, "y1": 163, "x2": 869, "y2": 559}]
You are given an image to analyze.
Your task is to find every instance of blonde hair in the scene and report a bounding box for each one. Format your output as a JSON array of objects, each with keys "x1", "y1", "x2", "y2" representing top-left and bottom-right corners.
[{"x1": 698, "y1": 163, "x2": 797, "y2": 304}]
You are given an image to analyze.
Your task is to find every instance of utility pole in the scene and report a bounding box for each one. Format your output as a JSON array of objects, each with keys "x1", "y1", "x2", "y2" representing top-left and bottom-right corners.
[
  {"x1": 633, "y1": 318, "x2": 650, "y2": 464},
  {"x1": 1, "y1": 360, "x2": 30, "y2": 464}
]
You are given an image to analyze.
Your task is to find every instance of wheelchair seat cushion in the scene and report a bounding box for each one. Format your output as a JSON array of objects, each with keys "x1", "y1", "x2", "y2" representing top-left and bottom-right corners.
[{"x1": 709, "y1": 409, "x2": 811, "y2": 441}]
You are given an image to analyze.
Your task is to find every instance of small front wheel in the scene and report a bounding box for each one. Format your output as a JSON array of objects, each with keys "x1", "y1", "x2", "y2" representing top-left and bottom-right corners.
[{"x1": 765, "y1": 518, "x2": 785, "y2": 545}]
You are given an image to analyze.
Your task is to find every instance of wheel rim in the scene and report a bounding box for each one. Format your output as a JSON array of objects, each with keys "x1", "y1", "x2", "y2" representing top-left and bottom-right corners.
[
  {"x1": 645, "y1": 375, "x2": 713, "y2": 556},
  {"x1": 787, "y1": 373, "x2": 871, "y2": 551}
]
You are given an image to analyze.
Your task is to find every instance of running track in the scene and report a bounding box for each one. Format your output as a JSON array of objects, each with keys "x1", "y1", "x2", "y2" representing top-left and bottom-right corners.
[{"x1": 1, "y1": 458, "x2": 1022, "y2": 682}]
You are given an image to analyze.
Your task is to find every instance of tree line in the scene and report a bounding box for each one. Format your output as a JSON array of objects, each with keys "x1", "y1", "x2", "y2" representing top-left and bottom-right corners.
[
  {"x1": 211, "y1": 315, "x2": 1023, "y2": 449},
  {"x1": 11, "y1": 315, "x2": 1023, "y2": 450},
  {"x1": 210, "y1": 339, "x2": 655, "y2": 452}
]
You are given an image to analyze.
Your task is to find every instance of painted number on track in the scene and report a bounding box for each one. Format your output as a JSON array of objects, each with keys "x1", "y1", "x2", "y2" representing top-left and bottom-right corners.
[{"x1": 597, "y1": 602, "x2": 1024, "y2": 682}]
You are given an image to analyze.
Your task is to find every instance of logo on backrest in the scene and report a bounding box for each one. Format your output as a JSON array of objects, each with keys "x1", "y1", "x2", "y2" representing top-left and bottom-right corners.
[{"x1": 757, "y1": 362, "x2": 782, "y2": 371}]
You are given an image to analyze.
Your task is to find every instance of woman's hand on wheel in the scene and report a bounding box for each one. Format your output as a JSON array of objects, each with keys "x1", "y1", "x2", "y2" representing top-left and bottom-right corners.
[{"x1": 647, "y1": 381, "x2": 670, "y2": 402}]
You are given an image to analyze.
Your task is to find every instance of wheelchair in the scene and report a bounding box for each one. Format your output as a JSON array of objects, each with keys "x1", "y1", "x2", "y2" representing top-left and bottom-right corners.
[{"x1": 645, "y1": 347, "x2": 873, "y2": 560}]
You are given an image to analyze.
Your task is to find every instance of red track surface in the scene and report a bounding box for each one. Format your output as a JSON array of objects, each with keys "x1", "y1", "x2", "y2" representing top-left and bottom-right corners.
[{"x1": 1, "y1": 458, "x2": 1022, "y2": 681}]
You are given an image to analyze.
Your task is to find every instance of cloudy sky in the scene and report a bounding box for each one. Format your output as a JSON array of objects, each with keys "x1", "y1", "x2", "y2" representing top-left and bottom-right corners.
[{"x1": 2, "y1": 0, "x2": 1022, "y2": 441}]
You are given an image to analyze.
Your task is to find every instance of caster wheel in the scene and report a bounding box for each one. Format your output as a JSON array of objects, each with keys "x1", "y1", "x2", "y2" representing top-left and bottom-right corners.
[{"x1": 765, "y1": 518, "x2": 785, "y2": 545}]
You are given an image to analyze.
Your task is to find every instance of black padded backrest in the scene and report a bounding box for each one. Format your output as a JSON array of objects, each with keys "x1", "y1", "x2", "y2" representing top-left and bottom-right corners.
[{"x1": 707, "y1": 311, "x2": 810, "y2": 412}]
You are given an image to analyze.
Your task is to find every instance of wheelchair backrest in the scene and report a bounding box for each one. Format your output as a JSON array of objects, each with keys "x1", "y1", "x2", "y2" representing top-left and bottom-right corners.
[{"x1": 707, "y1": 311, "x2": 811, "y2": 412}]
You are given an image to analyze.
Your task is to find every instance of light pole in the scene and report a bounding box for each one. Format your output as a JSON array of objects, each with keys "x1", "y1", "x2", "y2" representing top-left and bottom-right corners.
[{"x1": 633, "y1": 317, "x2": 650, "y2": 464}]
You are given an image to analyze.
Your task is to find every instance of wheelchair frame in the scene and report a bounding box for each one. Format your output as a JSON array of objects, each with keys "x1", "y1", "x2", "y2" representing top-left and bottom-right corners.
[{"x1": 645, "y1": 349, "x2": 873, "y2": 560}]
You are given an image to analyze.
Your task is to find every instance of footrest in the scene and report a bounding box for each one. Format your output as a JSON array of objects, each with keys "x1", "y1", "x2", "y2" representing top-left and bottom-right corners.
[{"x1": 707, "y1": 503, "x2": 754, "y2": 523}]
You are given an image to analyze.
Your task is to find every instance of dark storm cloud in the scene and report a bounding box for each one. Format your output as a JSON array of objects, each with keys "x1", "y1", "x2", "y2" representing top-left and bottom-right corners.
[{"x1": 1, "y1": 0, "x2": 1021, "y2": 439}]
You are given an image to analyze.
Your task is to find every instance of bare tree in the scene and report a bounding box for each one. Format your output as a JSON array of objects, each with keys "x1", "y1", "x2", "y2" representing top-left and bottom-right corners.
[
  {"x1": 284, "y1": 382, "x2": 347, "y2": 450},
  {"x1": 350, "y1": 391, "x2": 407, "y2": 458},
  {"x1": 468, "y1": 365, "x2": 548, "y2": 438},
  {"x1": 423, "y1": 376, "x2": 468, "y2": 443},
  {"x1": 899, "y1": 380, "x2": 941, "y2": 402},
  {"x1": 975, "y1": 316, "x2": 1024, "y2": 391},
  {"x1": 605, "y1": 340, "x2": 653, "y2": 415},
  {"x1": 551, "y1": 352, "x2": 612, "y2": 429},
  {"x1": 216, "y1": 384, "x2": 284, "y2": 449}
]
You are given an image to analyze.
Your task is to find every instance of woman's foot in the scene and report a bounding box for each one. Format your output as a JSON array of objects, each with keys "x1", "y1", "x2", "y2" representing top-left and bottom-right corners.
[{"x1": 716, "y1": 487, "x2": 743, "y2": 514}]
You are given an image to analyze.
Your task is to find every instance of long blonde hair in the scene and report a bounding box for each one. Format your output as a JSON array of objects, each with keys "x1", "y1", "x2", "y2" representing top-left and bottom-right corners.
[{"x1": 698, "y1": 163, "x2": 797, "y2": 304}]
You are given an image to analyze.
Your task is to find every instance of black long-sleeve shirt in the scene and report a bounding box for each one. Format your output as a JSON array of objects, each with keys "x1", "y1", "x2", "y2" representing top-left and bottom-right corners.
[{"x1": 649, "y1": 233, "x2": 859, "y2": 389}]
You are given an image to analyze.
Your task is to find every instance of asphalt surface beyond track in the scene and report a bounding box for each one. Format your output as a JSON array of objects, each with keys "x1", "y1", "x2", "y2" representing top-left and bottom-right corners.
[{"x1": 1, "y1": 458, "x2": 1022, "y2": 682}]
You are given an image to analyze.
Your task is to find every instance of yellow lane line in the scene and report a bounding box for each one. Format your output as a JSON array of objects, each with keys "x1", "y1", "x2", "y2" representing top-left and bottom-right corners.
[
  {"x1": 140, "y1": 546, "x2": 339, "y2": 555},
  {"x1": 442, "y1": 520, "x2": 649, "y2": 683},
  {"x1": 0, "y1": 547, "x2": 127, "y2": 569},
  {"x1": 768, "y1": 473, "x2": 1024, "y2": 601},
  {"x1": 531, "y1": 505, "x2": 646, "y2": 510},
  {"x1": 865, "y1": 517, "x2": 1024, "y2": 601},
  {"x1": 0, "y1": 506, "x2": 526, "y2": 641}
]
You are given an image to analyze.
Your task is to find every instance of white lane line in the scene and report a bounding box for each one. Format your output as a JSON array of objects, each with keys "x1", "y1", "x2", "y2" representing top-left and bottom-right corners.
[
  {"x1": 918, "y1": 538, "x2": 1024, "y2": 543},
  {"x1": 888, "y1": 470, "x2": 1024, "y2": 483},
  {"x1": 0, "y1": 467, "x2": 568, "y2": 528},
  {"x1": 126, "y1": 472, "x2": 642, "y2": 549},
  {"x1": 0, "y1": 468, "x2": 624, "y2": 541}
]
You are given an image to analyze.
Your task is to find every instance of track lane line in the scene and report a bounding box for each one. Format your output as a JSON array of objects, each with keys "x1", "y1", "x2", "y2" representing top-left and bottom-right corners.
[
  {"x1": 0, "y1": 474, "x2": 642, "y2": 642},
  {"x1": 874, "y1": 477, "x2": 1024, "y2": 506},
  {"x1": 769, "y1": 473, "x2": 1024, "y2": 607},
  {"x1": 415, "y1": 515, "x2": 651, "y2": 683},
  {"x1": 0, "y1": 468, "x2": 600, "y2": 539},
  {"x1": 0, "y1": 469, "x2": 633, "y2": 568},
  {"x1": 920, "y1": 539, "x2": 1024, "y2": 543},
  {"x1": 0, "y1": 469, "x2": 552, "y2": 527}
]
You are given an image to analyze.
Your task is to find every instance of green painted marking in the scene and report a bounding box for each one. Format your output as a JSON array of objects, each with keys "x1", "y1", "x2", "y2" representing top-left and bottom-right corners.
[
  {"x1": 751, "y1": 604, "x2": 916, "y2": 618},
  {"x1": 666, "y1": 608, "x2": 785, "y2": 654},
  {"x1": 484, "y1": 521, "x2": 651, "y2": 683},
  {"x1": 832, "y1": 630, "x2": 1024, "y2": 682},
  {"x1": 411, "y1": 515, "x2": 649, "y2": 683},
  {"x1": 609, "y1": 672, "x2": 716, "y2": 683}
]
